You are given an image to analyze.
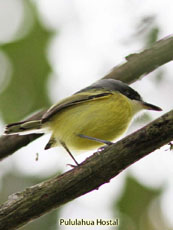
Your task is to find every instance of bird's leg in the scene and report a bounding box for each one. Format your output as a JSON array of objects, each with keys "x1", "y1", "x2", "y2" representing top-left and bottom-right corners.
[
  {"x1": 60, "y1": 141, "x2": 79, "y2": 167},
  {"x1": 78, "y1": 134, "x2": 113, "y2": 153},
  {"x1": 78, "y1": 134, "x2": 113, "y2": 146}
]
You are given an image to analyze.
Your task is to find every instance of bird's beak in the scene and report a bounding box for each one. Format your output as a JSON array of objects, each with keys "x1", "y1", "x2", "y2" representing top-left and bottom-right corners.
[{"x1": 141, "y1": 101, "x2": 162, "y2": 111}]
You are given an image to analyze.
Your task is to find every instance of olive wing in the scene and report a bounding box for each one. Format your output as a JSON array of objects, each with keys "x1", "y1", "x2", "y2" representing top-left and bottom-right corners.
[{"x1": 42, "y1": 91, "x2": 112, "y2": 123}]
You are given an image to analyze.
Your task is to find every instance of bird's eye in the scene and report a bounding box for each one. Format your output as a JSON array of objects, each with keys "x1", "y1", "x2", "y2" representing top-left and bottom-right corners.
[
  {"x1": 124, "y1": 90, "x2": 128, "y2": 95},
  {"x1": 126, "y1": 91, "x2": 130, "y2": 96}
]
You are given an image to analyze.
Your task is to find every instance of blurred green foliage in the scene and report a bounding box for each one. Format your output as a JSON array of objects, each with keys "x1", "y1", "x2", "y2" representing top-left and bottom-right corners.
[
  {"x1": 114, "y1": 175, "x2": 171, "y2": 230},
  {"x1": 0, "y1": 0, "x2": 53, "y2": 123},
  {"x1": 135, "y1": 15, "x2": 160, "y2": 47},
  {"x1": 0, "y1": 1, "x2": 171, "y2": 230},
  {"x1": 0, "y1": 172, "x2": 58, "y2": 230},
  {"x1": 0, "y1": 1, "x2": 58, "y2": 229},
  {"x1": 146, "y1": 27, "x2": 159, "y2": 47}
]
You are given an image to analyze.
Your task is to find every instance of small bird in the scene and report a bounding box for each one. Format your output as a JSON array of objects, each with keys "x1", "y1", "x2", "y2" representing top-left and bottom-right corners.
[{"x1": 4, "y1": 79, "x2": 162, "y2": 165}]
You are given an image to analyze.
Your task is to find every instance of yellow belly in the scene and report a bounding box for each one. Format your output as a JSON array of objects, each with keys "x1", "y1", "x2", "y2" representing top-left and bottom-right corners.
[{"x1": 48, "y1": 92, "x2": 133, "y2": 151}]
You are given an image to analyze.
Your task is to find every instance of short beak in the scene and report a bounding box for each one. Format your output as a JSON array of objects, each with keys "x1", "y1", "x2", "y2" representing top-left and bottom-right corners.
[{"x1": 141, "y1": 101, "x2": 162, "y2": 111}]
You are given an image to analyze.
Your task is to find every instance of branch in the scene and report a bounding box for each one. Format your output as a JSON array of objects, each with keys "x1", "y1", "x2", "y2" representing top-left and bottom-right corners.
[
  {"x1": 104, "y1": 35, "x2": 173, "y2": 83},
  {"x1": 0, "y1": 35, "x2": 173, "y2": 161},
  {"x1": 0, "y1": 110, "x2": 172, "y2": 230}
]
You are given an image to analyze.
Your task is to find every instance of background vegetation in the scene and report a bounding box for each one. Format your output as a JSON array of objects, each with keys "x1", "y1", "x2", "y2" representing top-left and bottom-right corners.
[{"x1": 0, "y1": 0, "x2": 172, "y2": 229}]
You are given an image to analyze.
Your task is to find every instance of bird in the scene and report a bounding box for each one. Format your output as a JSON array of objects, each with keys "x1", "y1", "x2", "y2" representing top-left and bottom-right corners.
[{"x1": 4, "y1": 79, "x2": 162, "y2": 165}]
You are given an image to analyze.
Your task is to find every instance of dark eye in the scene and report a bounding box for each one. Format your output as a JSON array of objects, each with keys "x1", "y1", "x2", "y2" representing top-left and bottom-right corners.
[
  {"x1": 124, "y1": 90, "x2": 130, "y2": 96},
  {"x1": 129, "y1": 91, "x2": 141, "y2": 101},
  {"x1": 126, "y1": 91, "x2": 130, "y2": 96},
  {"x1": 134, "y1": 94, "x2": 141, "y2": 101}
]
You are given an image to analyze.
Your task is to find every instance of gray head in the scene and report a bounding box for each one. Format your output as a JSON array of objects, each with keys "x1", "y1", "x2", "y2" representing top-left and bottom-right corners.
[
  {"x1": 78, "y1": 79, "x2": 142, "y2": 101},
  {"x1": 77, "y1": 79, "x2": 162, "y2": 111}
]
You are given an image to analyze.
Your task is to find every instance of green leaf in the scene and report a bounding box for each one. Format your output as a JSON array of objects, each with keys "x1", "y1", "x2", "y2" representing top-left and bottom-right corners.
[
  {"x1": 0, "y1": 172, "x2": 58, "y2": 230},
  {"x1": 0, "y1": 0, "x2": 54, "y2": 123},
  {"x1": 114, "y1": 175, "x2": 168, "y2": 230}
]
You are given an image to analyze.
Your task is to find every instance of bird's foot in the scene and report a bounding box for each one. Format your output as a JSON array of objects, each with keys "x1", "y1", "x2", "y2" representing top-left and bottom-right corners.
[
  {"x1": 97, "y1": 142, "x2": 113, "y2": 153},
  {"x1": 67, "y1": 163, "x2": 80, "y2": 168}
]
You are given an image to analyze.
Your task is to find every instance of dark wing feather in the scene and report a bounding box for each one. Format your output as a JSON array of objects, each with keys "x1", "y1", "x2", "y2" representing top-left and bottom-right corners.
[{"x1": 42, "y1": 92, "x2": 112, "y2": 123}]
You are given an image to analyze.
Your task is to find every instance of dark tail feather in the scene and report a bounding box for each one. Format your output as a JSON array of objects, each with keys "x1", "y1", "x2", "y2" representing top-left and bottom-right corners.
[{"x1": 4, "y1": 120, "x2": 42, "y2": 135}]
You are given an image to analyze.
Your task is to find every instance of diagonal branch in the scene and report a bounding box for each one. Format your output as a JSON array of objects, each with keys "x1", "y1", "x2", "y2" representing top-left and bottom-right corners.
[
  {"x1": 104, "y1": 35, "x2": 173, "y2": 83},
  {"x1": 0, "y1": 35, "x2": 173, "y2": 161},
  {"x1": 0, "y1": 110, "x2": 172, "y2": 230}
]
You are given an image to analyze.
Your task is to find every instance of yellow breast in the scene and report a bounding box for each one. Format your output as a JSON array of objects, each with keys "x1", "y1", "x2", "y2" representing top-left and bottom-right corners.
[{"x1": 48, "y1": 92, "x2": 135, "y2": 151}]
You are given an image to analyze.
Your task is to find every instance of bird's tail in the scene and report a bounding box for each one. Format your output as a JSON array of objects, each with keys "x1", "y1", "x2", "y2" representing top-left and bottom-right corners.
[{"x1": 4, "y1": 120, "x2": 43, "y2": 135}]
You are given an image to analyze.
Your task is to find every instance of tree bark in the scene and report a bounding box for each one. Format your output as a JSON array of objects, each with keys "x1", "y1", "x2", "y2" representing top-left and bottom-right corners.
[
  {"x1": 104, "y1": 36, "x2": 173, "y2": 83},
  {"x1": 0, "y1": 110, "x2": 172, "y2": 230},
  {"x1": 0, "y1": 36, "x2": 173, "y2": 161}
]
